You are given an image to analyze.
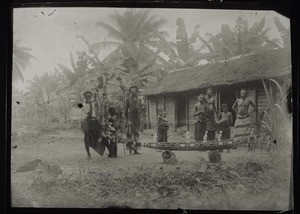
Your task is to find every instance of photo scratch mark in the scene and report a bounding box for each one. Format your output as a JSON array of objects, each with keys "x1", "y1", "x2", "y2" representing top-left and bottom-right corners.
[{"x1": 48, "y1": 9, "x2": 56, "y2": 16}]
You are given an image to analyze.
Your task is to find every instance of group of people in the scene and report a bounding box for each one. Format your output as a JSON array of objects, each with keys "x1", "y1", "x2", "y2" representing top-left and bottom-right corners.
[
  {"x1": 194, "y1": 88, "x2": 256, "y2": 142},
  {"x1": 81, "y1": 85, "x2": 142, "y2": 159},
  {"x1": 155, "y1": 87, "x2": 257, "y2": 145},
  {"x1": 80, "y1": 84, "x2": 257, "y2": 159}
]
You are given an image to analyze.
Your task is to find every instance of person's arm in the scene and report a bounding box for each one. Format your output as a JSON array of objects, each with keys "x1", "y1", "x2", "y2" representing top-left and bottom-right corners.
[
  {"x1": 217, "y1": 112, "x2": 222, "y2": 121},
  {"x1": 229, "y1": 112, "x2": 233, "y2": 124},
  {"x1": 81, "y1": 103, "x2": 91, "y2": 118},
  {"x1": 193, "y1": 105, "x2": 200, "y2": 116},
  {"x1": 124, "y1": 98, "x2": 129, "y2": 120},
  {"x1": 213, "y1": 98, "x2": 218, "y2": 115},
  {"x1": 162, "y1": 117, "x2": 168, "y2": 122},
  {"x1": 108, "y1": 124, "x2": 116, "y2": 132},
  {"x1": 232, "y1": 100, "x2": 238, "y2": 112},
  {"x1": 249, "y1": 100, "x2": 257, "y2": 115}
]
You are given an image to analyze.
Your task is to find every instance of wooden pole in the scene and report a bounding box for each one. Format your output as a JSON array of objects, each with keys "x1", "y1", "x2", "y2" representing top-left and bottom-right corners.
[
  {"x1": 175, "y1": 96, "x2": 177, "y2": 132},
  {"x1": 147, "y1": 99, "x2": 151, "y2": 129},
  {"x1": 156, "y1": 98, "x2": 158, "y2": 116}
]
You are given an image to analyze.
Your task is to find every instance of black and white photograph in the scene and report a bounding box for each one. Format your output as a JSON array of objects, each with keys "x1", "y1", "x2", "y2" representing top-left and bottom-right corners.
[{"x1": 11, "y1": 6, "x2": 293, "y2": 210}]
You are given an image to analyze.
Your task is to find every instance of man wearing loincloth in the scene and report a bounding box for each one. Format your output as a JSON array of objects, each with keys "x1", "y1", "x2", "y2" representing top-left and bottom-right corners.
[
  {"x1": 81, "y1": 91, "x2": 101, "y2": 159},
  {"x1": 232, "y1": 89, "x2": 256, "y2": 142},
  {"x1": 194, "y1": 93, "x2": 207, "y2": 141},
  {"x1": 124, "y1": 86, "x2": 141, "y2": 154},
  {"x1": 205, "y1": 88, "x2": 218, "y2": 140}
]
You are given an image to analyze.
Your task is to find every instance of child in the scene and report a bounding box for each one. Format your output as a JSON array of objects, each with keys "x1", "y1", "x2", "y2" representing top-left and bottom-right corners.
[
  {"x1": 217, "y1": 103, "x2": 233, "y2": 140},
  {"x1": 157, "y1": 109, "x2": 169, "y2": 142},
  {"x1": 102, "y1": 107, "x2": 119, "y2": 158}
]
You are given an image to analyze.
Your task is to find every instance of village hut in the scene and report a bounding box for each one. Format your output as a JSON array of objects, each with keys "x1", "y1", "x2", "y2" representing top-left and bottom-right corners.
[{"x1": 142, "y1": 48, "x2": 291, "y2": 135}]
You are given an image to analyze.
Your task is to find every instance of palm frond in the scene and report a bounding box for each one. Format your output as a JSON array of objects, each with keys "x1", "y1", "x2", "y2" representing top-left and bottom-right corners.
[
  {"x1": 269, "y1": 78, "x2": 284, "y2": 99},
  {"x1": 91, "y1": 41, "x2": 122, "y2": 52},
  {"x1": 12, "y1": 62, "x2": 24, "y2": 83},
  {"x1": 69, "y1": 52, "x2": 76, "y2": 72},
  {"x1": 96, "y1": 22, "x2": 125, "y2": 42}
]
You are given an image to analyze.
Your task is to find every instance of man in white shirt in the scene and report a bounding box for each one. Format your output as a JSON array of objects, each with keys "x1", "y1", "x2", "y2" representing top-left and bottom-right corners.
[{"x1": 81, "y1": 91, "x2": 101, "y2": 159}]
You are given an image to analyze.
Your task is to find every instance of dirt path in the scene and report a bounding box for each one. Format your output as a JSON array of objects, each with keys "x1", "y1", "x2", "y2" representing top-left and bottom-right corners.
[{"x1": 11, "y1": 129, "x2": 266, "y2": 169}]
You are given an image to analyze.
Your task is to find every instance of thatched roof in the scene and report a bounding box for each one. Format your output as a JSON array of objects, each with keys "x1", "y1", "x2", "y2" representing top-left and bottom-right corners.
[{"x1": 143, "y1": 48, "x2": 291, "y2": 96}]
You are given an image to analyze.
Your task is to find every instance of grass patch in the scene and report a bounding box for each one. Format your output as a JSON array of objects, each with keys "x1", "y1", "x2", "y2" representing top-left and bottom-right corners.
[{"x1": 28, "y1": 158, "x2": 289, "y2": 209}]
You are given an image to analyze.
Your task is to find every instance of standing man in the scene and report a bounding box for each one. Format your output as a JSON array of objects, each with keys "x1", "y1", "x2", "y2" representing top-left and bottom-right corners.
[
  {"x1": 81, "y1": 91, "x2": 101, "y2": 159},
  {"x1": 124, "y1": 86, "x2": 141, "y2": 154},
  {"x1": 205, "y1": 88, "x2": 218, "y2": 140},
  {"x1": 194, "y1": 93, "x2": 207, "y2": 141},
  {"x1": 232, "y1": 89, "x2": 257, "y2": 142}
]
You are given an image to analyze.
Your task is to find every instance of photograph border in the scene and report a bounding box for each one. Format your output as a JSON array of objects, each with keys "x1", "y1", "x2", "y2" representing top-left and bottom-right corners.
[{"x1": 2, "y1": 0, "x2": 298, "y2": 214}]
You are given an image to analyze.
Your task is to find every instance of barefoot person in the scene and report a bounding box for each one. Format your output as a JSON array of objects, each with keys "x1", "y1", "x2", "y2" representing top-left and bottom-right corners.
[
  {"x1": 81, "y1": 91, "x2": 101, "y2": 159},
  {"x1": 205, "y1": 88, "x2": 218, "y2": 140},
  {"x1": 157, "y1": 109, "x2": 169, "y2": 142},
  {"x1": 194, "y1": 93, "x2": 207, "y2": 141},
  {"x1": 217, "y1": 103, "x2": 233, "y2": 140},
  {"x1": 125, "y1": 86, "x2": 141, "y2": 154},
  {"x1": 232, "y1": 89, "x2": 257, "y2": 142}
]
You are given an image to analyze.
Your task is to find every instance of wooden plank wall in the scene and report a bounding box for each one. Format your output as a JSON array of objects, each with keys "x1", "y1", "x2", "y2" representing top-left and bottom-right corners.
[
  {"x1": 257, "y1": 88, "x2": 268, "y2": 111},
  {"x1": 149, "y1": 98, "x2": 157, "y2": 128},
  {"x1": 146, "y1": 85, "x2": 268, "y2": 133}
]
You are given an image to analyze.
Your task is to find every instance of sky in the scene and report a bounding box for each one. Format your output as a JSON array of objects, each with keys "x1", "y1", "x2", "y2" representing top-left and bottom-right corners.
[{"x1": 13, "y1": 7, "x2": 290, "y2": 91}]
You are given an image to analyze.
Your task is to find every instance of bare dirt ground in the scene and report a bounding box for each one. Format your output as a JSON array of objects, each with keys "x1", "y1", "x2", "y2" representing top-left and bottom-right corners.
[{"x1": 10, "y1": 120, "x2": 293, "y2": 210}]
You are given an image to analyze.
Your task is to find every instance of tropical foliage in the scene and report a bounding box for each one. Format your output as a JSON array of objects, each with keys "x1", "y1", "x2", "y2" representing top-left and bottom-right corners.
[
  {"x1": 13, "y1": 40, "x2": 35, "y2": 83},
  {"x1": 92, "y1": 9, "x2": 173, "y2": 88},
  {"x1": 12, "y1": 10, "x2": 290, "y2": 126}
]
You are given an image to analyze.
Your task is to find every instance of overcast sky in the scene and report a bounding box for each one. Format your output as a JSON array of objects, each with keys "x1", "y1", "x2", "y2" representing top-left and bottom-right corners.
[{"x1": 13, "y1": 7, "x2": 290, "y2": 90}]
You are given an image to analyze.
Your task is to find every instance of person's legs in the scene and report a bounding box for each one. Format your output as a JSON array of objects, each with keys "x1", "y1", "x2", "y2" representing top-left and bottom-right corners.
[
  {"x1": 82, "y1": 120, "x2": 92, "y2": 159},
  {"x1": 157, "y1": 126, "x2": 163, "y2": 142},
  {"x1": 163, "y1": 130, "x2": 168, "y2": 142},
  {"x1": 85, "y1": 145, "x2": 91, "y2": 159},
  {"x1": 207, "y1": 131, "x2": 215, "y2": 141},
  {"x1": 222, "y1": 128, "x2": 230, "y2": 140},
  {"x1": 102, "y1": 137, "x2": 113, "y2": 157},
  {"x1": 108, "y1": 138, "x2": 117, "y2": 158},
  {"x1": 126, "y1": 122, "x2": 133, "y2": 154},
  {"x1": 132, "y1": 124, "x2": 140, "y2": 154}
]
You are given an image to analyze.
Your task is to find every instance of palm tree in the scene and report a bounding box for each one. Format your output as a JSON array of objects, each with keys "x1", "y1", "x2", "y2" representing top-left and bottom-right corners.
[
  {"x1": 92, "y1": 9, "x2": 170, "y2": 88},
  {"x1": 13, "y1": 40, "x2": 35, "y2": 83}
]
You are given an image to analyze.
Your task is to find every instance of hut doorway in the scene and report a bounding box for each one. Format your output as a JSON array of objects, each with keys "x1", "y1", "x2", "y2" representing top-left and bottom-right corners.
[
  {"x1": 220, "y1": 89, "x2": 236, "y2": 126},
  {"x1": 176, "y1": 96, "x2": 186, "y2": 128}
]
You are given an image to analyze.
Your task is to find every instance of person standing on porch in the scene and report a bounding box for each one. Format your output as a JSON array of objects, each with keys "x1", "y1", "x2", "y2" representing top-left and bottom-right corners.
[
  {"x1": 232, "y1": 89, "x2": 257, "y2": 142},
  {"x1": 194, "y1": 93, "x2": 207, "y2": 141},
  {"x1": 205, "y1": 88, "x2": 218, "y2": 140},
  {"x1": 81, "y1": 91, "x2": 101, "y2": 159},
  {"x1": 124, "y1": 86, "x2": 141, "y2": 155},
  {"x1": 217, "y1": 103, "x2": 233, "y2": 140},
  {"x1": 157, "y1": 108, "x2": 169, "y2": 142}
]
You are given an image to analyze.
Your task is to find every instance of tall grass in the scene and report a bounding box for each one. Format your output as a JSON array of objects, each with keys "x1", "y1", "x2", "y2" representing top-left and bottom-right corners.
[{"x1": 256, "y1": 62, "x2": 292, "y2": 161}]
